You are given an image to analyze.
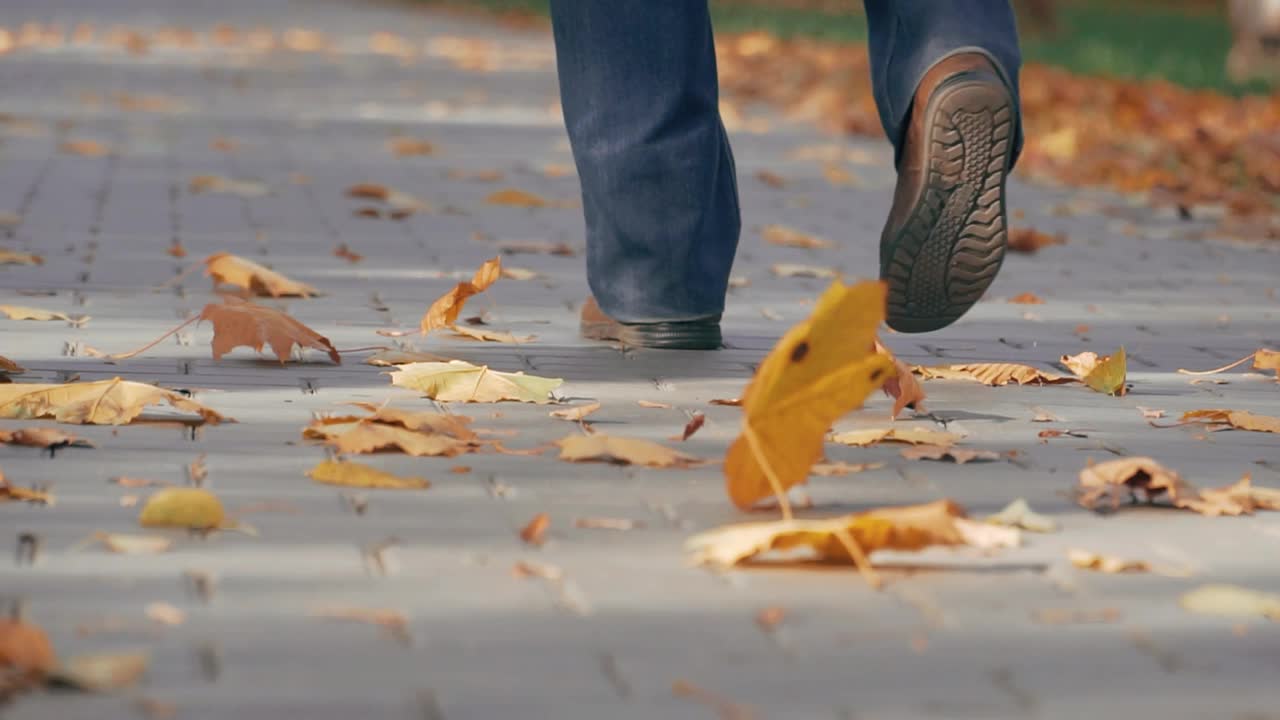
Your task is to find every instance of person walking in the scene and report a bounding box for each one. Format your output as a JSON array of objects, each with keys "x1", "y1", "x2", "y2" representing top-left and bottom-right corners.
[{"x1": 555, "y1": 1, "x2": 1023, "y2": 349}]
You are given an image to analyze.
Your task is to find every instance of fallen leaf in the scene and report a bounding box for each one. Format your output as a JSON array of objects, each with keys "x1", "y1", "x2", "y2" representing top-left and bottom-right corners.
[
  {"x1": 1061, "y1": 347, "x2": 1127, "y2": 396},
  {"x1": 755, "y1": 170, "x2": 786, "y2": 188},
  {"x1": 830, "y1": 427, "x2": 961, "y2": 447},
  {"x1": 188, "y1": 175, "x2": 269, "y2": 197},
  {"x1": 1181, "y1": 409, "x2": 1280, "y2": 434},
  {"x1": 556, "y1": 434, "x2": 700, "y2": 468},
  {"x1": 520, "y1": 512, "x2": 550, "y2": 546},
  {"x1": 574, "y1": 516, "x2": 642, "y2": 531},
  {"x1": 1007, "y1": 227, "x2": 1065, "y2": 253},
  {"x1": 672, "y1": 679, "x2": 757, "y2": 720},
  {"x1": 511, "y1": 560, "x2": 563, "y2": 580},
  {"x1": 145, "y1": 603, "x2": 185, "y2": 626},
  {"x1": 900, "y1": 445, "x2": 1000, "y2": 464},
  {"x1": 449, "y1": 325, "x2": 535, "y2": 344},
  {"x1": 0, "y1": 305, "x2": 77, "y2": 322},
  {"x1": 984, "y1": 498, "x2": 1058, "y2": 532},
  {"x1": 876, "y1": 342, "x2": 925, "y2": 418},
  {"x1": 333, "y1": 243, "x2": 363, "y2": 263},
  {"x1": 389, "y1": 360, "x2": 562, "y2": 404},
  {"x1": 1138, "y1": 406, "x2": 1166, "y2": 419},
  {"x1": 769, "y1": 263, "x2": 838, "y2": 279},
  {"x1": 344, "y1": 182, "x2": 425, "y2": 211},
  {"x1": 675, "y1": 412, "x2": 706, "y2": 441},
  {"x1": 421, "y1": 256, "x2": 502, "y2": 332},
  {"x1": 203, "y1": 252, "x2": 319, "y2": 297},
  {"x1": 387, "y1": 137, "x2": 435, "y2": 157},
  {"x1": 1076, "y1": 458, "x2": 1278, "y2": 516},
  {"x1": 638, "y1": 400, "x2": 672, "y2": 409},
  {"x1": 365, "y1": 349, "x2": 453, "y2": 366},
  {"x1": 1008, "y1": 292, "x2": 1045, "y2": 304},
  {"x1": 1068, "y1": 548, "x2": 1150, "y2": 574},
  {"x1": 307, "y1": 460, "x2": 430, "y2": 490},
  {"x1": 0, "y1": 428, "x2": 93, "y2": 449},
  {"x1": 709, "y1": 398, "x2": 743, "y2": 407},
  {"x1": 0, "y1": 378, "x2": 227, "y2": 425},
  {"x1": 725, "y1": 280, "x2": 893, "y2": 512},
  {"x1": 200, "y1": 299, "x2": 340, "y2": 364},
  {"x1": 1179, "y1": 585, "x2": 1280, "y2": 621},
  {"x1": 486, "y1": 188, "x2": 550, "y2": 208},
  {"x1": 448, "y1": 168, "x2": 504, "y2": 182},
  {"x1": 52, "y1": 652, "x2": 148, "y2": 692},
  {"x1": 138, "y1": 488, "x2": 227, "y2": 530},
  {"x1": 86, "y1": 532, "x2": 173, "y2": 555},
  {"x1": 809, "y1": 461, "x2": 884, "y2": 477},
  {"x1": 914, "y1": 363, "x2": 1075, "y2": 386},
  {"x1": 1254, "y1": 349, "x2": 1279, "y2": 379},
  {"x1": 549, "y1": 402, "x2": 600, "y2": 422},
  {"x1": 0, "y1": 470, "x2": 53, "y2": 505},
  {"x1": 497, "y1": 240, "x2": 575, "y2": 256},
  {"x1": 0, "y1": 249, "x2": 43, "y2": 265},
  {"x1": 0, "y1": 355, "x2": 24, "y2": 374},
  {"x1": 109, "y1": 477, "x2": 170, "y2": 489},
  {"x1": 499, "y1": 267, "x2": 541, "y2": 281},
  {"x1": 0, "y1": 618, "x2": 57, "y2": 692},
  {"x1": 302, "y1": 405, "x2": 476, "y2": 457},
  {"x1": 762, "y1": 224, "x2": 831, "y2": 249},
  {"x1": 60, "y1": 139, "x2": 109, "y2": 156}
]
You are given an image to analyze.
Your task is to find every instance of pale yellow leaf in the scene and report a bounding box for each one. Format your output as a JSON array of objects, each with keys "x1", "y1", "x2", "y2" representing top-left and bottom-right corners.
[
  {"x1": 307, "y1": 459, "x2": 430, "y2": 489},
  {"x1": 389, "y1": 360, "x2": 562, "y2": 404}
]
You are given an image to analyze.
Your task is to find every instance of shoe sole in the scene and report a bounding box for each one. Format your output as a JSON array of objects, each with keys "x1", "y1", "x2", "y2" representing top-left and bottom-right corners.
[
  {"x1": 581, "y1": 319, "x2": 722, "y2": 350},
  {"x1": 882, "y1": 74, "x2": 1014, "y2": 333}
]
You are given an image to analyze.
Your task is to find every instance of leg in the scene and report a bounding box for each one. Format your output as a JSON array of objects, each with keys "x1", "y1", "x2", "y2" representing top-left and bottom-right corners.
[
  {"x1": 550, "y1": 0, "x2": 739, "y2": 345},
  {"x1": 865, "y1": 0, "x2": 1023, "y2": 333}
]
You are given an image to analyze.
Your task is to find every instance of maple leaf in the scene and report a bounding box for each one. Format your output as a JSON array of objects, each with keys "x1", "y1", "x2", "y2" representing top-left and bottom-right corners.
[
  {"x1": 307, "y1": 460, "x2": 431, "y2": 489},
  {"x1": 138, "y1": 488, "x2": 228, "y2": 530},
  {"x1": 556, "y1": 434, "x2": 701, "y2": 468},
  {"x1": 203, "y1": 253, "x2": 319, "y2": 297},
  {"x1": 1180, "y1": 409, "x2": 1280, "y2": 434},
  {"x1": 389, "y1": 360, "x2": 562, "y2": 403},
  {"x1": 344, "y1": 183, "x2": 427, "y2": 212},
  {"x1": 875, "y1": 342, "x2": 925, "y2": 418},
  {"x1": 761, "y1": 224, "x2": 832, "y2": 249},
  {"x1": 1061, "y1": 348, "x2": 1127, "y2": 396},
  {"x1": 420, "y1": 256, "x2": 501, "y2": 333},
  {"x1": 914, "y1": 362, "x2": 1075, "y2": 386},
  {"x1": 200, "y1": 299, "x2": 340, "y2": 364},
  {"x1": 724, "y1": 280, "x2": 894, "y2": 513},
  {"x1": 0, "y1": 378, "x2": 227, "y2": 425},
  {"x1": 686, "y1": 500, "x2": 1017, "y2": 587}
]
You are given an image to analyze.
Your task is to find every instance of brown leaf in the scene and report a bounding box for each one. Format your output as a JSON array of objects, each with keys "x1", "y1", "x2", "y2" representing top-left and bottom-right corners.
[
  {"x1": 1008, "y1": 292, "x2": 1045, "y2": 304},
  {"x1": 1032, "y1": 608, "x2": 1122, "y2": 625},
  {"x1": 762, "y1": 224, "x2": 831, "y2": 249},
  {"x1": 302, "y1": 405, "x2": 477, "y2": 457},
  {"x1": 549, "y1": 402, "x2": 601, "y2": 422},
  {"x1": 0, "y1": 249, "x2": 43, "y2": 266},
  {"x1": 899, "y1": 445, "x2": 1001, "y2": 464},
  {"x1": 1007, "y1": 227, "x2": 1066, "y2": 253},
  {"x1": 709, "y1": 398, "x2": 742, "y2": 407},
  {"x1": 420, "y1": 256, "x2": 502, "y2": 332},
  {"x1": 387, "y1": 137, "x2": 435, "y2": 157},
  {"x1": 344, "y1": 183, "x2": 426, "y2": 211},
  {"x1": 167, "y1": 240, "x2": 186, "y2": 259},
  {"x1": 672, "y1": 679, "x2": 757, "y2": 720},
  {"x1": 53, "y1": 652, "x2": 149, "y2": 692},
  {"x1": 1076, "y1": 458, "x2": 1279, "y2": 516},
  {"x1": 333, "y1": 244, "x2": 363, "y2": 263},
  {"x1": 1254, "y1": 349, "x2": 1280, "y2": 379},
  {"x1": 449, "y1": 325, "x2": 535, "y2": 344},
  {"x1": 876, "y1": 342, "x2": 925, "y2": 418},
  {"x1": 0, "y1": 470, "x2": 53, "y2": 505},
  {"x1": 755, "y1": 607, "x2": 787, "y2": 632},
  {"x1": 0, "y1": 355, "x2": 25, "y2": 374},
  {"x1": 200, "y1": 298, "x2": 340, "y2": 364},
  {"x1": 60, "y1": 139, "x2": 109, "y2": 156},
  {"x1": 556, "y1": 434, "x2": 701, "y2": 468},
  {"x1": 520, "y1": 512, "x2": 550, "y2": 546},
  {"x1": 0, "y1": 428, "x2": 93, "y2": 449},
  {"x1": 637, "y1": 400, "x2": 672, "y2": 409},
  {"x1": 1181, "y1": 409, "x2": 1280, "y2": 434},
  {"x1": 389, "y1": 360, "x2": 562, "y2": 404},
  {"x1": 0, "y1": 378, "x2": 227, "y2": 425},
  {"x1": 754, "y1": 170, "x2": 786, "y2": 188},
  {"x1": 914, "y1": 362, "x2": 1075, "y2": 386},
  {"x1": 187, "y1": 175, "x2": 269, "y2": 197},
  {"x1": 364, "y1": 349, "x2": 454, "y2": 366},
  {"x1": 674, "y1": 412, "x2": 706, "y2": 441},
  {"x1": 574, "y1": 516, "x2": 642, "y2": 531},
  {"x1": 203, "y1": 253, "x2": 319, "y2": 297},
  {"x1": 0, "y1": 618, "x2": 58, "y2": 691},
  {"x1": 310, "y1": 606, "x2": 410, "y2": 642}
]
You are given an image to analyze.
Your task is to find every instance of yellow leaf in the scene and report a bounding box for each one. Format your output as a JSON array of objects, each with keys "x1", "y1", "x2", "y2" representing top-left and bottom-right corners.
[
  {"x1": 830, "y1": 427, "x2": 960, "y2": 447},
  {"x1": 1181, "y1": 409, "x2": 1280, "y2": 434},
  {"x1": 0, "y1": 377, "x2": 227, "y2": 425},
  {"x1": 389, "y1": 360, "x2": 562, "y2": 404},
  {"x1": 200, "y1": 299, "x2": 340, "y2": 364},
  {"x1": 307, "y1": 459, "x2": 430, "y2": 489},
  {"x1": 138, "y1": 488, "x2": 227, "y2": 530},
  {"x1": 761, "y1": 224, "x2": 832, "y2": 249},
  {"x1": 0, "y1": 249, "x2": 43, "y2": 265},
  {"x1": 0, "y1": 305, "x2": 75, "y2": 322},
  {"x1": 485, "y1": 188, "x2": 549, "y2": 208},
  {"x1": 302, "y1": 405, "x2": 476, "y2": 457},
  {"x1": 914, "y1": 362, "x2": 1074, "y2": 386},
  {"x1": 203, "y1": 253, "x2": 319, "y2": 297},
  {"x1": 1254, "y1": 349, "x2": 1279, "y2": 379},
  {"x1": 549, "y1": 402, "x2": 601, "y2": 422},
  {"x1": 1067, "y1": 548, "x2": 1150, "y2": 574},
  {"x1": 556, "y1": 434, "x2": 700, "y2": 468},
  {"x1": 420, "y1": 256, "x2": 501, "y2": 332},
  {"x1": 365, "y1": 349, "x2": 454, "y2": 366},
  {"x1": 1179, "y1": 585, "x2": 1280, "y2": 621},
  {"x1": 1061, "y1": 347, "x2": 1127, "y2": 396},
  {"x1": 724, "y1": 280, "x2": 894, "y2": 511}
]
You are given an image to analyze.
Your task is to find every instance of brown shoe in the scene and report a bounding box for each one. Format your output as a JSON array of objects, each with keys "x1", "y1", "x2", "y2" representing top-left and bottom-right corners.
[
  {"x1": 880, "y1": 53, "x2": 1016, "y2": 333},
  {"x1": 580, "y1": 297, "x2": 722, "y2": 350}
]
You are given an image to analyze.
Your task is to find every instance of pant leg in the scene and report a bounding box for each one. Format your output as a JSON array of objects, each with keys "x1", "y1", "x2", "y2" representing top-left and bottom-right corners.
[
  {"x1": 863, "y1": 0, "x2": 1023, "y2": 163},
  {"x1": 549, "y1": 1, "x2": 740, "y2": 324}
]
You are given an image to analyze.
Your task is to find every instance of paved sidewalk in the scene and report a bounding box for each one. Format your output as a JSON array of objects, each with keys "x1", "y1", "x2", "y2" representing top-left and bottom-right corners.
[{"x1": 2, "y1": 2, "x2": 1279, "y2": 719}]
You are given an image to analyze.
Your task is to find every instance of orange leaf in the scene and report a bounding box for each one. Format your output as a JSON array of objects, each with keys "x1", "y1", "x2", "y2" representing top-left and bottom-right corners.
[
  {"x1": 200, "y1": 299, "x2": 339, "y2": 364},
  {"x1": 420, "y1": 257, "x2": 502, "y2": 333},
  {"x1": 203, "y1": 253, "x2": 319, "y2": 298}
]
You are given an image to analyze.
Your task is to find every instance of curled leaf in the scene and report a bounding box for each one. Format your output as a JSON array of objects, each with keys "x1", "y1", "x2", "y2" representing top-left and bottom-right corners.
[
  {"x1": 830, "y1": 427, "x2": 960, "y2": 447},
  {"x1": 762, "y1": 224, "x2": 832, "y2": 249},
  {"x1": 1179, "y1": 585, "x2": 1280, "y2": 621},
  {"x1": 0, "y1": 378, "x2": 227, "y2": 425},
  {"x1": 420, "y1": 257, "x2": 501, "y2": 332},
  {"x1": 138, "y1": 488, "x2": 227, "y2": 530},
  {"x1": 556, "y1": 434, "x2": 700, "y2": 468},
  {"x1": 1180, "y1": 409, "x2": 1280, "y2": 434},
  {"x1": 203, "y1": 253, "x2": 319, "y2": 297}
]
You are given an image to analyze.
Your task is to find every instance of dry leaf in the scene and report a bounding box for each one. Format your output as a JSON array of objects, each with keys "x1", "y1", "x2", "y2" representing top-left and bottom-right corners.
[
  {"x1": 1181, "y1": 409, "x2": 1280, "y2": 434},
  {"x1": 0, "y1": 470, "x2": 52, "y2": 505},
  {"x1": 671, "y1": 679, "x2": 757, "y2": 720},
  {"x1": 311, "y1": 606, "x2": 410, "y2": 641},
  {"x1": 345, "y1": 183, "x2": 425, "y2": 211},
  {"x1": 203, "y1": 253, "x2": 319, "y2": 297},
  {"x1": 830, "y1": 427, "x2": 960, "y2": 447},
  {"x1": 420, "y1": 257, "x2": 501, "y2": 332},
  {"x1": 0, "y1": 249, "x2": 43, "y2": 265},
  {"x1": 810, "y1": 461, "x2": 884, "y2": 477},
  {"x1": 87, "y1": 532, "x2": 173, "y2": 555},
  {"x1": 520, "y1": 512, "x2": 550, "y2": 546},
  {"x1": 0, "y1": 618, "x2": 57, "y2": 689},
  {"x1": 709, "y1": 398, "x2": 742, "y2": 407},
  {"x1": 762, "y1": 224, "x2": 831, "y2": 249},
  {"x1": 449, "y1": 325, "x2": 535, "y2": 344},
  {"x1": 1061, "y1": 347, "x2": 1127, "y2": 396},
  {"x1": 1179, "y1": 585, "x2": 1280, "y2": 621},
  {"x1": 333, "y1": 243, "x2": 363, "y2": 263},
  {"x1": 145, "y1": 603, "x2": 185, "y2": 626},
  {"x1": 984, "y1": 499, "x2": 1058, "y2": 533},
  {"x1": 0, "y1": 428, "x2": 93, "y2": 449},
  {"x1": 138, "y1": 488, "x2": 227, "y2": 530},
  {"x1": 500, "y1": 267, "x2": 541, "y2": 281},
  {"x1": 53, "y1": 652, "x2": 148, "y2": 692},
  {"x1": 876, "y1": 342, "x2": 925, "y2": 418},
  {"x1": 900, "y1": 445, "x2": 1000, "y2": 464},
  {"x1": 0, "y1": 378, "x2": 227, "y2": 425},
  {"x1": 725, "y1": 280, "x2": 894, "y2": 512},
  {"x1": 188, "y1": 175, "x2": 269, "y2": 197},
  {"x1": 756, "y1": 606, "x2": 787, "y2": 631},
  {"x1": 365, "y1": 349, "x2": 453, "y2": 366},
  {"x1": 200, "y1": 299, "x2": 340, "y2": 364},
  {"x1": 914, "y1": 363, "x2": 1075, "y2": 386},
  {"x1": 556, "y1": 435, "x2": 700, "y2": 468},
  {"x1": 389, "y1": 360, "x2": 562, "y2": 404},
  {"x1": 675, "y1": 412, "x2": 706, "y2": 441},
  {"x1": 637, "y1": 400, "x2": 672, "y2": 409},
  {"x1": 1007, "y1": 228, "x2": 1065, "y2": 253},
  {"x1": 303, "y1": 405, "x2": 476, "y2": 457},
  {"x1": 387, "y1": 137, "x2": 435, "y2": 157},
  {"x1": 0, "y1": 355, "x2": 24, "y2": 374},
  {"x1": 60, "y1": 139, "x2": 109, "y2": 156},
  {"x1": 1008, "y1": 292, "x2": 1045, "y2": 304},
  {"x1": 307, "y1": 460, "x2": 430, "y2": 490},
  {"x1": 497, "y1": 240, "x2": 575, "y2": 257},
  {"x1": 0, "y1": 305, "x2": 77, "y2": 323},
  {"x1": 167, "y1": 240, "x2": 187, "y2": 259},
  {"x1": 1068, "y1": 548, "x2": 1150, "y2": 574},
  {"x1": 1076, "y1": 458, "x2": 1278, "y2": 516},
  {"x1": 549, "y1": 402, "x2": 600, "y2": 422},
  {"x1": 574, "y1": 516, "x2": 642, "y2": 531},
  {"x1": 769, "y1": 263, "x2": 838, "y2": 279},
  {"x1": 486, "y1": 188, "x2": 549, "y2": 208}
]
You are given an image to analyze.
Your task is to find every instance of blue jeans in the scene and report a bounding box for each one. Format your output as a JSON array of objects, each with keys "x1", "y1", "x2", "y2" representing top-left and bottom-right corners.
[{"x1": 550, "y1": 1, "x2": 1022, "y2": 323}]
